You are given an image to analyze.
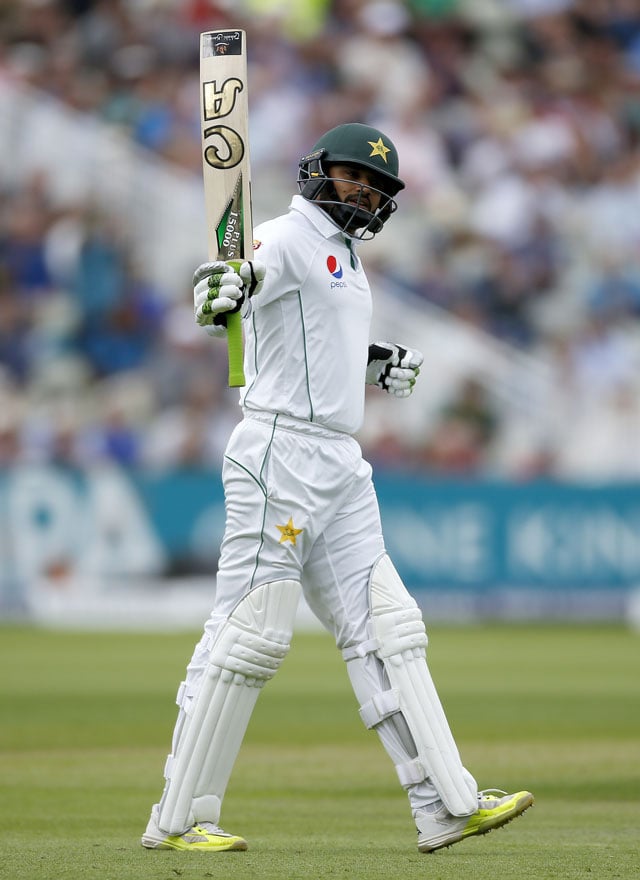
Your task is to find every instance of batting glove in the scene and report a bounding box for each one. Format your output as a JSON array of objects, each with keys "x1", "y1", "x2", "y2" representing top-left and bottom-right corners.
[
  {"x1": 366, "y1": 341, "x2": 423, "y2": 398},
  {"x1": 193, "y1": 260, "x2": 265, "y2": 337}
]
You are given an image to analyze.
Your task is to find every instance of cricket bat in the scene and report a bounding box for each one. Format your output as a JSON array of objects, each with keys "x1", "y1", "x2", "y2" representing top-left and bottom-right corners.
[{"x1": 200, "y1": 29, "x2": 253, "y2": 387}]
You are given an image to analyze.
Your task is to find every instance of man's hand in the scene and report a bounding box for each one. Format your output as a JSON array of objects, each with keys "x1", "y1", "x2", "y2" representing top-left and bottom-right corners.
[
  {"x1": 366, "y1": 341, "x2": 423, "y2": 398},
  {"x1": 193, "y1": 260, "x2": 265, "y2": 337}
]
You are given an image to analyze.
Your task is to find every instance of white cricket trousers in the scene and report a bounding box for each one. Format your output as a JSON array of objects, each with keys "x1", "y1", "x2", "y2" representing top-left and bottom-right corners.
[{"x1": 205, "y1": 410, "x2": 385, "y2": 647}]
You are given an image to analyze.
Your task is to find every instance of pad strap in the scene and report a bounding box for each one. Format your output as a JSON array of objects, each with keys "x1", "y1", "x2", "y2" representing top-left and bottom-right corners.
[
  {"x1": 359, "y1": 688, "x2": 401, "y2": 728},
  {"x1": 341, "y1": 638, "x2": 380, "y2": 662}
]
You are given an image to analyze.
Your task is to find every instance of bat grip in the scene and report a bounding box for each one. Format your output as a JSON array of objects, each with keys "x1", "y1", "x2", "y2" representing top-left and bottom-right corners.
[
  {"x1": 226, "y1": 310, "x2": 245, "y2": 387},
  {"x1": 225, "y1": 259, "x2": 246, "y2": 387}
]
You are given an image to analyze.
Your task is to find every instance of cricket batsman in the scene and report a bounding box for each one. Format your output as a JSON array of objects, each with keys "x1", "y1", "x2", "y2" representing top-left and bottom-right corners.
[{"x1": 141, "y1": 123, "x2": 534, "y2": 853}]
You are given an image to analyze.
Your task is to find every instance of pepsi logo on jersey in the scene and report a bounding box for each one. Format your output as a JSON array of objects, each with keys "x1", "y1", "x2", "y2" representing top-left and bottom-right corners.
[{"x1": 327, "y1": 255, "x2": 347, "y2": 288}]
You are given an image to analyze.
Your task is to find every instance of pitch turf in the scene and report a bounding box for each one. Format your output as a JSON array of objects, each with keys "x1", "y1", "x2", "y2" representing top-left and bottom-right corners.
[{"x1": 1, "y1": 624, "x2": 638, "y2": 879}]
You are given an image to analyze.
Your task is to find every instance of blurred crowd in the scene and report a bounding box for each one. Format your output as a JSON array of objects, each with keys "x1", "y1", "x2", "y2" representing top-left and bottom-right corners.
[{"x1": 1, "y1": 0, "x2": 640, "y2": 478}]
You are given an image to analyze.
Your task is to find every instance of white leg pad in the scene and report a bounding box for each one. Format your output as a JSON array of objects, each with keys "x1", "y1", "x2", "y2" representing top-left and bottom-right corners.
[
  {"x1": 363, "y1": 555, "x2": 476, "y2": 816},
  {"x1": 158, "y1": 579, "x2": 301, "y2": 834}
]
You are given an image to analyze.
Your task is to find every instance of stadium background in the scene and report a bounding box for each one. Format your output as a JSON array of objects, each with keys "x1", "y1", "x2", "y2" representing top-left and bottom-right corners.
[{"x1": 1, "y1": 0, "x2": 640, "y2": 628}]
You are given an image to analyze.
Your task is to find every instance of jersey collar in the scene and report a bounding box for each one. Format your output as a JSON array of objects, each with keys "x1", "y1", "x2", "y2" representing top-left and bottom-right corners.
[{"x1": 289, "y1": 194, "x2": 356, "y2": 245}]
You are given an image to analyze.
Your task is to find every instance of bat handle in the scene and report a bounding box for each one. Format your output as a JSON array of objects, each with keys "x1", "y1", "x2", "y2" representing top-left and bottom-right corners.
[
  {"x1": 226, "y1": 310, "x2": 245, "y2": 387},
  {"x1": 225, "y1": 259, "x2": 246, "y2": 387}
]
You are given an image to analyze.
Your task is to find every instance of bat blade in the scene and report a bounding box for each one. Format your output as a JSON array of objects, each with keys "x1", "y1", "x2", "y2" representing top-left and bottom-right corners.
[{"x1": 200, "y1": 29, "x2": 253, "y2": 387}]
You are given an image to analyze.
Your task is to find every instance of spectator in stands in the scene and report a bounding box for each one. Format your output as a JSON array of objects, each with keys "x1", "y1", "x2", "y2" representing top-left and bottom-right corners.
[{"x1": 419, "y1": 376, "x2": 500, "y2": 475}]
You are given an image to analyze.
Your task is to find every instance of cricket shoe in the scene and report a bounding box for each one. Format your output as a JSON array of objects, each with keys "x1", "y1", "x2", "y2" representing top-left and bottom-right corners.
[
  {"x1": 141, "y1": 806, "x2": 248, "y2": 852},
  {"x1": 416, "y1": 789, "x2": 534, "y2": 853}
]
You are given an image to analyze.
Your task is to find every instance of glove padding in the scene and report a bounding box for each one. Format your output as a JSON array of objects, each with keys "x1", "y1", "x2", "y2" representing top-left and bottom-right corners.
[
  {"x1": 366, "y1": 341, "x2": 423, "y2": 398},
  {"x1": 193, "y1": 260, "x2": 265, "y2": 337}
]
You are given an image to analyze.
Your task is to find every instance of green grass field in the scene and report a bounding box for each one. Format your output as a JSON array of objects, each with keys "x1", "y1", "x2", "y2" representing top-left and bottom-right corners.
[{"x1": 1, "y1": 624, "x2": 639, "y2": 880}]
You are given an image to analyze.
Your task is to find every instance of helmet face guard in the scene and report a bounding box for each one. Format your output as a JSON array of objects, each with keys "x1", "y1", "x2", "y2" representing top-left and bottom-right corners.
[
  {"x1": 297, "y1": 123, "x2": 405, "y2": 239},
  {"x1": 298, "y1": 154, "x2": 399, "y2": 239}
]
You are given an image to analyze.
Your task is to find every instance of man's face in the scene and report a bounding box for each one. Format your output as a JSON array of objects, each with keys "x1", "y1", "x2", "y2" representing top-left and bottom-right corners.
[{"x1": 326, "y1": 164, "x2": 384, "y2": 213}]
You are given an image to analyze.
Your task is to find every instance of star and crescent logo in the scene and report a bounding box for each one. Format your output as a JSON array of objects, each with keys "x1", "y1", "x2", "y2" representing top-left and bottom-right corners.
[
  {"x1": 276, "y1": 517, "x2": 303, "y2": 545},
  {"x1": 368, "y1": 137, "x2": 391, "y2": 163}
]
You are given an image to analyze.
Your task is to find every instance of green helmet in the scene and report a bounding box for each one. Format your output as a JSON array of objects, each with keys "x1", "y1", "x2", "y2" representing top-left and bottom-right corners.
[
  {"x1": 309, "y1": 123, "x2": 404, "y2": 193},
  {"x1": 298, "y1": 123, "x2": 405, "y2": 238}
]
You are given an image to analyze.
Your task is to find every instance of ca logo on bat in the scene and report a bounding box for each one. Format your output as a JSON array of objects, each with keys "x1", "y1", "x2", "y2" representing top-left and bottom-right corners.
[{"x1": 202, "y1": 77, "x2": 245, "y2": 170}]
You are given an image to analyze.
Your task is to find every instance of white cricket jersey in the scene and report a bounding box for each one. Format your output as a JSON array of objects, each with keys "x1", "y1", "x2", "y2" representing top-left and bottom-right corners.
[{"x1": 240, "y1": 195, "x2": 372, "y2": 436}]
